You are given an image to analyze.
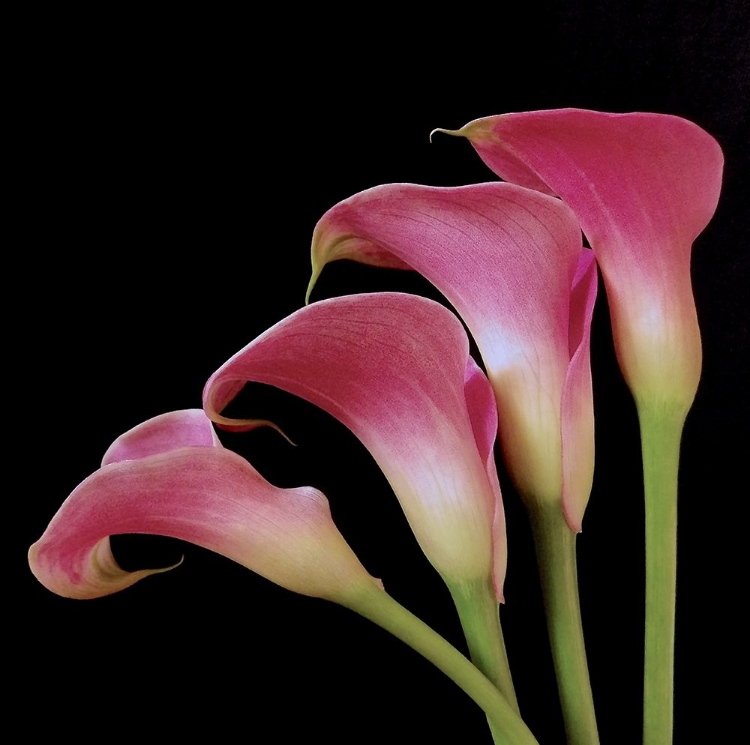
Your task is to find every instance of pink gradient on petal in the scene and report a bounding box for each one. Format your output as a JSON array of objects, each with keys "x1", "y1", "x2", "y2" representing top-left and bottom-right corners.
[
  {"x1": 204, "y1": 293, "x2": 504, "y2": 592},
  {"x1": 310, "y1": 183, "x2": 594, "y2": 515},
  {"x1": 31, "y1": 411, "x2": 376, "y2": 603},
  {"x1": 30, "y1": 444, "x2": 377, "y2": 603},
  {"x1": 457, "y1": 109, "x2": 723, "y2": 407}
]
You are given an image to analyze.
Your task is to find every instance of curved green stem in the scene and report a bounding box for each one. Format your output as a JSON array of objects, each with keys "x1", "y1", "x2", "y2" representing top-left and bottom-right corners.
[
  {"x1": 345, "y1": 584, "x2": 538, "y2": 745},
  {"x1": 638, "y1": 403, "x2": 684, "y2": 745},
  {"x1": 529, "y1": 503, "x2": 599, "y2": 745},
  {"x1": 449, "y1": 578, "x2": 519, "y2": 710},
  {"x1": 449, "y1": 577, "x2": 520, "y2": 741}
]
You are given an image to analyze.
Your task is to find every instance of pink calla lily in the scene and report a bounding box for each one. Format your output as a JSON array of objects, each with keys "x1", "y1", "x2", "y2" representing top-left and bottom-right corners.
[
  {"x1": 29, "y1": 409, "x2": 380, "y2": 604},
  {"x1": 203, "y1": 292, "x2": 507, "y2": 599},
  {"x1": 437, "y1": 108, "x2": 724, "y2": 744},
  {"x1": 437, "y1": 109, "x2": 723, "y2": 411},
  {"x1": 307, "y1": 183, "x2": 597, "y2": 530},
  {"x1": 29, "y1": 408, "x2": 542, "y2": 744}
]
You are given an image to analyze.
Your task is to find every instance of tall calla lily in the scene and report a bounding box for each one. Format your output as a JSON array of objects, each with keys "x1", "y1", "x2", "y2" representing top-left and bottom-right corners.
[
  {"x1": 28, "y1": 408, "x2": 539, "y2": 745},
  {"x1": 203, "y1": 292, "x2": 519, "y2": 713},
  {"x1": 436, "y1": 109, "x2": 722, "y2": 414},
  {"x1": 436, "y1": 108, "x2": 723, "y2": 745},
  {"x1": 307, "y1": 182, "x2": 599, "y2": 744}
]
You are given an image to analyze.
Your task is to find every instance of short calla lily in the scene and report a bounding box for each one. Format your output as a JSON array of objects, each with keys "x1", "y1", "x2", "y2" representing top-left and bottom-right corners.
[
  {"x1": 204, "y1": 292, "x2": 505, "y2": 598},
  {"x1": 308, "y1": 182, "x2": 597, "y2": 531},
  {"x1": 436, "y1": 109, "x2": 723, "y2": 413},
  {"x1": 29, "y1": 408, "x2": 540, "y2": 745},
  {"x1": 29, "y1": 409, "x2": 379, "y2": 604}
]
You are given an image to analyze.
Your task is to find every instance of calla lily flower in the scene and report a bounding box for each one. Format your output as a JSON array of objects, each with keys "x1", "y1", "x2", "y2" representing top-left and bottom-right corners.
[
  {"x1": 436, "y1": 109, "x2": 724, "y2": 745},
  {"x1": 202, "y1": 292, "x2": 524, "y2": 717},
  {"x1": 435, "y1": 109, "x2": 723, "y2": 412},
  {"x1": 306, "y1": 182, "x2": 599, "y2": 742},
  {"x1": 29, "y1": 408, "x2": 380, "y2": 604},
  {"x1": 307, "y1": 183, "x2": 597, "y2": 531},
  {"x1": 29, "y1": 408, "x2": 541, "y2": 745},
  {"x1": 203, "y1": 291, "x2": 506, "y2": 599}
]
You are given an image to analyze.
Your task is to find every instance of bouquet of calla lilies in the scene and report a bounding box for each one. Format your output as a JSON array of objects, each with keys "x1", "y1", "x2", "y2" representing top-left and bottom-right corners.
[{"x1": 29, "y1": 109, "x2": 723, "y2": 745}]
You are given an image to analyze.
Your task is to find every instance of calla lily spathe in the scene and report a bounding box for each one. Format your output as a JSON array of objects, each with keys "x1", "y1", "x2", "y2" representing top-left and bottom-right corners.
[
  {"x1": 437, "y1": 108, "x2": 724, "y2": 745},
  {"x1": 203, "y1": 292, "x2": 507, "y2": 598},
  {"x1": 307, "y1": 183, "x2": 597, "y2": 530},
  {"x1": 437, "y1": 109, "x2": 723, "y2": 413},
  {"x1": 29, "y1": 408, "x2": 540, "y2": 744},
  {"x1": 29, "y1": 409, "x2": 380, "y2": 604}
]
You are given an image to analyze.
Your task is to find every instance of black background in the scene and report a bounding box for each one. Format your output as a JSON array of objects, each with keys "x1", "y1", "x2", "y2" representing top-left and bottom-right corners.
[{"x1": 18, "y1": 2, "x2": 748, "y2": 743}]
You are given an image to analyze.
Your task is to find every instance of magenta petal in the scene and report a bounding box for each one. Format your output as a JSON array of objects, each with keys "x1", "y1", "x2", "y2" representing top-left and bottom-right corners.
[
  {"x1": 204, "y1": 292, "x2": 506, "y2": 596},
  {"x1": 453, "y1": 109, "x2": 724, "y2": 409},
  {"x1": 30, "y1": 411, "x2": 377, "y2": 603},
  {"x1": 309, "y1": 183, "x2": 595, "y2": 517}
]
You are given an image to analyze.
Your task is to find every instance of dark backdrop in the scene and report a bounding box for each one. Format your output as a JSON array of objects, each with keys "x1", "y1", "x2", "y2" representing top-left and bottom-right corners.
[{"x1": 18, "y1": 2, "x2": 748, "y2": 742}]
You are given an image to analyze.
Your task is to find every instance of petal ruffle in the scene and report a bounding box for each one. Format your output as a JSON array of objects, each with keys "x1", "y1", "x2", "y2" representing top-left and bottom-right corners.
[
  {"x1": 203, "y1": 292, "x2": 505, "y2": 595},
  {"x1": 445, "y1": 109, "x2": 723, "y2": 409},
  {"x1": 308, "y1": 183, "x2": 594, "y2": 518},
  {"x1": 29, "y1": 410, "x2": 378, "y2": 603}
]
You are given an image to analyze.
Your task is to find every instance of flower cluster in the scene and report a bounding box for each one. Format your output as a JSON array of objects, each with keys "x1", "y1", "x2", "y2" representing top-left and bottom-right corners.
[{"x1": 29, "y1": 109, "x2": 722, "y2": 745}]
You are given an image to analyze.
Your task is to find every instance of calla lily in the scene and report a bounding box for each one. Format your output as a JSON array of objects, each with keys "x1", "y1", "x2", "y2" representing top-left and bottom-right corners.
[
  {"x1": 29, "y1": 408, "x2": 540, "y2": 745},
  {"x1": 29, "y1": 409, "x2": 379, "y2": 604},
  {"x1": 308, "y1": 182, "x2": 597, "y2": 531},
  {"x1": 204, "y1": 292, "x2": 505, "y2": 598},
  {"x1": 435, "y1": 108, "x2": 723, "y2": 413},
  {"x1": 307, "y1": 182, "x2": 599, "y2": 744},
  {"x1": 203, "y1": 292, "x2": 521, "y2": 714},
  {"x1": 437, "y1": 108, "x2": 724, "y2": 745}
]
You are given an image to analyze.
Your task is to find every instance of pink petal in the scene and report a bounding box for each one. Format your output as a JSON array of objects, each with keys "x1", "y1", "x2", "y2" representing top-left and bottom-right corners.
[
  {"x1": 464, "y1": 357, "x2": 507, "y2": 600},
  {"x1": 101, "y1": 408, "x2": 221, "y2": 466},
  {"x1": 309, "y1": 183, "x2": 595, "y2": 522},
  {"x1": 449, "y1": 109, "x2": 723, "y2": 408},
  {"x1": 561, "y1": 250, "x2": 598, "y2": 531},
  {"x1": 203, "y1": 292, "x2": 505, "y2": 596},
  {"x1": 29, "y1": 411, "x2": 378, "y2": 603}
]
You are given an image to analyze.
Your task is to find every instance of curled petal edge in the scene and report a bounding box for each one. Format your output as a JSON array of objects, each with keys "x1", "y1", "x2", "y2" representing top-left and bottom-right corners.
[{"x1": 30, "y1": 411, "x2": 379, "y2": 604}]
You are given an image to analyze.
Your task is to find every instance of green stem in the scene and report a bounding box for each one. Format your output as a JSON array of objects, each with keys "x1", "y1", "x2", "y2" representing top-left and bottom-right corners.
[
  {"x1": 450, "y1": 578, "x2": 519, "y2": 709},
  {"x1": 449, "y1": 577, "x2": 520, "y2": 742},
  {"x1": 638, "y1": 403, "x2": 684, "y2": 745},
  {"x1": 529, "y1": 503, "x2": 599, "y2": 745},
  {"x1": 346, "y1": 584, "x2": 539, "y2": 745}
]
